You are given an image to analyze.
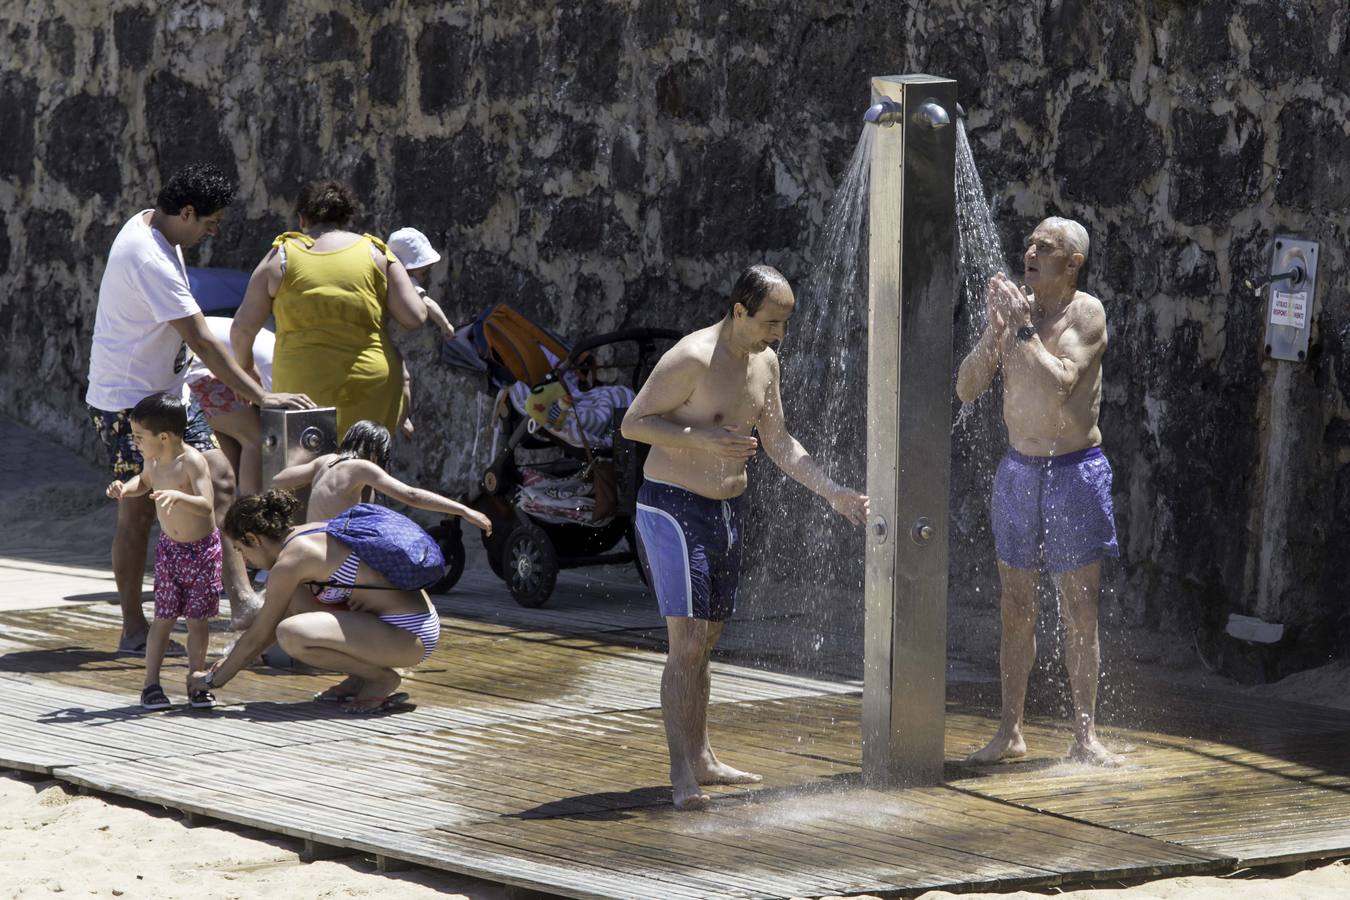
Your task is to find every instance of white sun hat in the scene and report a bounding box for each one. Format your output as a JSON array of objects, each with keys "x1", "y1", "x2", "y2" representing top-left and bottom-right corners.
[{"x1": 387, "y1": 227, "x2": 442, "y2": 269}]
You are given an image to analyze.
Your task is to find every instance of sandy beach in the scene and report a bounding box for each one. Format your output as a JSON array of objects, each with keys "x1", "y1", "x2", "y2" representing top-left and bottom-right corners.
[
  {"x1": 6, "y1": 769, "x2": 1348, "y2": 899},
  {"x1": 0, "y1": 773, "x2": 501, "y2": 899},
  {"x1": 914, "y1": 864, "x2": 1350, "y2": 899}
]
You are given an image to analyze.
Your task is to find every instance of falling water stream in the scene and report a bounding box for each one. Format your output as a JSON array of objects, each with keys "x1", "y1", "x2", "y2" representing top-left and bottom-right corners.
[
  {"x1": 954, "y1": 121, "x2": 1009, "y2": 355},
  {"x1": 953, "y1": 121, "x2": 1011, "y2": 434},
  {"x1": 741, "y1": 127, "x2": 875, "y2": 676}
]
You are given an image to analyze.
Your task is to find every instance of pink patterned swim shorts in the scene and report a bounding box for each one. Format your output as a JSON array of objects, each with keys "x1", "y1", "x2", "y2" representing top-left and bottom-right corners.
[
  {"x1": 188, "y1": 376, "x2": 245, "y2": 418},
  {"x1": 153, "y1": 530, "x2": 223, "y2": 620}
]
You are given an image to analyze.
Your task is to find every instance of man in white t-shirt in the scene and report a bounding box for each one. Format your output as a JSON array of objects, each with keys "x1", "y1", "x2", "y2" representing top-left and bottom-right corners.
[{"x1": 87, "y1": 163, "x2": 313, "y2": 655}]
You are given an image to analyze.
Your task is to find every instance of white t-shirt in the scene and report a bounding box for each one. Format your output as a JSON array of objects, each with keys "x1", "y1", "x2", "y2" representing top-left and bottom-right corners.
[
  {"x1": 86, "y1": 211, "x2": 201, "y2": 411},
  {"x1": 186, "y1": 317, "x2": 275, "y2": 391}
]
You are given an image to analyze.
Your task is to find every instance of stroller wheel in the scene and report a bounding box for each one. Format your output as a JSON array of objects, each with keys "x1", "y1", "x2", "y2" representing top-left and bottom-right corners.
[
  {"x1": 503, "y1": 523, "x2": 559, "y2": 608},
  {"x1": 426, "y1": 520, "x2": 466, "y2": 594}
]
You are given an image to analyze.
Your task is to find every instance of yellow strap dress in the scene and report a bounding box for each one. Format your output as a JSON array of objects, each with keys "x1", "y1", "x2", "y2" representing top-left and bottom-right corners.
[{"x1": 269, "y1": 232, "x2": 404, "y2": 435}]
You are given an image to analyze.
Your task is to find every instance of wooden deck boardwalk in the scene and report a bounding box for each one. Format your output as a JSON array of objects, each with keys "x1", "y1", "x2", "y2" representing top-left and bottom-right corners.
[{"x1": 3, "y1": 566, "x2": 1350, "y2": 897}]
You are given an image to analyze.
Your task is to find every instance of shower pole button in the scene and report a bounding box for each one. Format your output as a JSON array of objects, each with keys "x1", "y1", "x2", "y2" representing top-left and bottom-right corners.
[
  {"x1": 911, "y1": 517, "x2": 934, "y2": 546},
  {"x1": 870, "y1": 515, "x2": 888, "y2": 543}
]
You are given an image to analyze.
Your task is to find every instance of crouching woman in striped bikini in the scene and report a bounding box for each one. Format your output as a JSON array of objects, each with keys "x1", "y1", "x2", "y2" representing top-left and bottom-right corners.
[{"x1": 188, "y1": 489, "x2": 440, "y2": 713}]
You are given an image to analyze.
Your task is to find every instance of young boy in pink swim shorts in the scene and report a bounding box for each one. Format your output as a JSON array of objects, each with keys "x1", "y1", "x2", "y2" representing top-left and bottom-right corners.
[{"x1": 105, "y1": 392, "x2": 223, "y2": 711}]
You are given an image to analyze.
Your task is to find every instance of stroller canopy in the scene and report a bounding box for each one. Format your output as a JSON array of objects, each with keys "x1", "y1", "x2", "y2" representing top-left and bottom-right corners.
[{"x1": 442, "y1": 303, "x2": 570, "y2": 390}]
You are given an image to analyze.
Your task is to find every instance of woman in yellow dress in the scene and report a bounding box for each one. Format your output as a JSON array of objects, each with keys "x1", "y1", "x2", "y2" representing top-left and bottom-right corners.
[{"x1": 232, "y1": 180, "x2": 425, "y2": 435}]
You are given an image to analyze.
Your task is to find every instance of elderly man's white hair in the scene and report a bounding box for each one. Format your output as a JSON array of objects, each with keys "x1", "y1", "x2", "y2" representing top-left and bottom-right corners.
[{"x1": 1042, "y1": 216, "x2": 1090, "y2": 261}]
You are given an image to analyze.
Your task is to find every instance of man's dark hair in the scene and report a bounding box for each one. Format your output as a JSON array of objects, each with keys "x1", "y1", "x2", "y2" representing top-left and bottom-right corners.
[
  {"x1": 156, "y1": 163, "x2": 237, "y2": 216},
  {"x1": 130, "y1": 392, "x2": 187, "y2": 436},
  {"x1": 296, "y1": 179, "x2": 359, "y2": 226},
  {"x1": 728, "y1": 265, "x2": 788, "y2": 317}
]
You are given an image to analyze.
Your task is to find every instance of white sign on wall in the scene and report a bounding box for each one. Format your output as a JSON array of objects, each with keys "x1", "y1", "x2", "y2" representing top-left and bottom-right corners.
[{"x1": 1269, "y1": 290, "x2": 1308, "y2": 330}]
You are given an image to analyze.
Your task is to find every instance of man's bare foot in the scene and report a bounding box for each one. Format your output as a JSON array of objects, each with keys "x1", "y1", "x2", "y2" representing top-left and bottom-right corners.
[
  {"x1": 228, "y1": 592, "x2": 263, "y2": 630},
  {"x1": 673, "y1": 783, "x2": 710, "y2": 811},
  {"x1": 695, "y1": 760, "x2": 762, "y2": 786},
  {"x1": 966, "y1": 729, "x2": 1028, "y2": 764},
  {"x1": 671, "y1": 764, "x2": 711, "y2": 811},
  {"x1": 228, "y1": 613, "x2": 257, "y2": 631},
  {"x1": 1069, "y1": 738, "x2": 1125, "y2": 767}
]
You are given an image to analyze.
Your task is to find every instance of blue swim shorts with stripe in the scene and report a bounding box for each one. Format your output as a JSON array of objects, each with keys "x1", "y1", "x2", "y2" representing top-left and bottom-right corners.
[{"x1": 634, "y1": 477, "x2": 744, "y2": 621}]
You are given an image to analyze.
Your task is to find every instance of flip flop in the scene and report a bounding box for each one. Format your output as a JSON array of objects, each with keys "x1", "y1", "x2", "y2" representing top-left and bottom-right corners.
[
  {"x1": 116, "y1": 637, "x2": 148, "y2": 657},
  {"x1": 340, "y1": 692, "x2": 412, "y2": 715},
  {"x1": 116, "y1": 637, "x2": 187, "y2": 658},
  {"x1": 313, "y1": 687, "x2": 359, "y2": 703}
]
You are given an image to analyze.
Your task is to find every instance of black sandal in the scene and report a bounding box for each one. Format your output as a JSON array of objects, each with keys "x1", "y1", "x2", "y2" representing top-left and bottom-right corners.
[{"x1": 140, "y1": 683, "x2": 171, "y2": 711}]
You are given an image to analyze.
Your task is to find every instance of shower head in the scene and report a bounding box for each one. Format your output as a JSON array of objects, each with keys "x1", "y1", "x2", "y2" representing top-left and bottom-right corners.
[
  {"x1": 864, "y1": 96, "x2": 903, "y2": 127},
  {"x1": 915, "y1": 100, "x2": 950, "y2": 129}
]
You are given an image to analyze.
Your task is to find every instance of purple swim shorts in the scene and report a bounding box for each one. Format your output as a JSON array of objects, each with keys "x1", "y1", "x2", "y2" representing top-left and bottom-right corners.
[
  {"x1": 153, "y1": 530, "x2": 223, "y2": 620},
  {"x1": 991, "y1": 446, "x2": 1119, "y2": 574}
]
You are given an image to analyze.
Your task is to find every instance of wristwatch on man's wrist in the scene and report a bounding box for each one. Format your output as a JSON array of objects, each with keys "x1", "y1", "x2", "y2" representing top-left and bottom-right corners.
[
  {"x1": 204, "y1": 667, "x2": 218, "y2": 689},
  {"x1": 1016, "y1": 324, "x2": 1037, "y2": 342}
]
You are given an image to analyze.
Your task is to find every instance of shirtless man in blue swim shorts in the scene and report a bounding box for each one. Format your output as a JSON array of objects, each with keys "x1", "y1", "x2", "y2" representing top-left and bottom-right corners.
[
  {"x1": 957, "y1": 217, "x2": 1123, "y2": 767},
  {"x1": 622, "y1": 264, "x2": 869, "y2": 809}
]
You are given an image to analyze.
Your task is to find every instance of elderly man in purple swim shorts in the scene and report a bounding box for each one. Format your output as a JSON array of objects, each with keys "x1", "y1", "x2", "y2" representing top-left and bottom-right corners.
[{"x1": 956, "y1": 216, "x2": 1123, "y2": 767}]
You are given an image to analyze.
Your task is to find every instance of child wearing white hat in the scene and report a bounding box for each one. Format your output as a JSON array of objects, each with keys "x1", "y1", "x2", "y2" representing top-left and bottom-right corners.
[
  {"x1": 386, "y1": 227, "x2": 458, "y2": 438},
  {"x1": 387, "y1": 227, "x2": 456, "y2": 341}
]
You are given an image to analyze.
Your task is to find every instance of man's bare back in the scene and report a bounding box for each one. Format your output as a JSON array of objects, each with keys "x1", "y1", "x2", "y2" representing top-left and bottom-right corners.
[{"x1": 640, "y1": 323, "x2": 778, "y2": 499}]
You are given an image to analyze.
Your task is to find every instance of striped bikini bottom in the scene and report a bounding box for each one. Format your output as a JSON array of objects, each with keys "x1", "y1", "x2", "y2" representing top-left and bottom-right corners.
[{"x1": 378, "y1": 609, "x2": 441, "y2": 661}]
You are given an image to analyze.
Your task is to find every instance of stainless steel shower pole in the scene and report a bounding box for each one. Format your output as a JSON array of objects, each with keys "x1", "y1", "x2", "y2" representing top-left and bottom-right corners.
[{"x1": 862, "y1": 74, "x2": 958, "y2": 786}]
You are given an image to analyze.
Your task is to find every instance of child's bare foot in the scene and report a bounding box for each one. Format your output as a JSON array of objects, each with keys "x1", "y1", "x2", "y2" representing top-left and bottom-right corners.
[
  {"x1": 966, "y1": 727, "x2": 1028, "y2": 764},
  {"x1": 1069, "y1": 738, "x2": 1125, "y2": 767}
]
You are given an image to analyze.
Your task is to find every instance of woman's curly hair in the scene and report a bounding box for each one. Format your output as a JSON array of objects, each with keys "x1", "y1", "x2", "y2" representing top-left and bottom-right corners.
[{"x1": 223, "y1": 490, "x2": 302, "y2": 540}]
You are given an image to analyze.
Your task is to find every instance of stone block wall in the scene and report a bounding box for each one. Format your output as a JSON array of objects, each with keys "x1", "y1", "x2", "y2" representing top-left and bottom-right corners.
[{"x1": 1, "y1": 1, "x2": 1347, "y2": 674}]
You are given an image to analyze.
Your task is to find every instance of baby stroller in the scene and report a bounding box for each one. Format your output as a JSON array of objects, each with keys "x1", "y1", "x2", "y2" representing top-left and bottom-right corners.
[{"x1": 429, "y1": 303, "x2": 680, "y2": 607}]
